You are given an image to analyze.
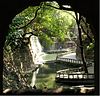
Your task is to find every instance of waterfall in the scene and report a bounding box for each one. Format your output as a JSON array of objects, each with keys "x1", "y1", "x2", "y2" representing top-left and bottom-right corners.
[{"x1": 28, "y1": 35, "x2": 44, "y2": 88}]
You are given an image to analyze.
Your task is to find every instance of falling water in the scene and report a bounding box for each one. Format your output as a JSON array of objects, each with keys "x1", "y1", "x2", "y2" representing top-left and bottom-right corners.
[{"x1": 28, "y1": 35, "x2": 45, "y2": 87}]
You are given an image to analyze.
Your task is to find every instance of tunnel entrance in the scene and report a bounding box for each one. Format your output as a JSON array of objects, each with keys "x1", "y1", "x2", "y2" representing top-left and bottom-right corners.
[{"x1": 1, "y1": 0, "x2": 98, "y2": 94}]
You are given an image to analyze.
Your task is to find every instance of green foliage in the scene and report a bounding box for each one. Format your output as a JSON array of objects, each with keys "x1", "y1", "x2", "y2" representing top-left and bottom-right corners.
[
  {"x1": 39, "y1": 32, "x2": 54, "y2": 49},
  {"x1": 87, "y1": 43, "x2": 94, "y2": 50},
  {"x1": 80, "y1": 16, "x2": 94, "y2": 60},
  {"x1": 3, "y1": 1, "x2": 76, "y2": 89},
  {"x1": 6, "y1": 1, "x2": 76, "y2": 50}
]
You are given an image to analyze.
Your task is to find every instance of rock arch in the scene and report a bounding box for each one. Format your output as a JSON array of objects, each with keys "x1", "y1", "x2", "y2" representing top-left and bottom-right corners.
[{"x1": 0, "y1": 0, "x2": 98, "y2": 94}]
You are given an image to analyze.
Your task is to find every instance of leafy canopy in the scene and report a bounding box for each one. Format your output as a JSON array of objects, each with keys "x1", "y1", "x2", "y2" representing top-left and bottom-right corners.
[{"x1": 6, "y1": 1, "x2": 76, "y2": 49}]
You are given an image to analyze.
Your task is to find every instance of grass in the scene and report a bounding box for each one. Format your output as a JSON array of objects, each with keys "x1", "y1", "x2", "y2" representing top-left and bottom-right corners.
[
  {"x1": 35, "y1": 52, "x2": 84, "y2": 89},
  {"x1": 35, "y1": 62, "x2": 57, "y2": 89},
  {"x1": 35, "y1": 60, "x2": 82, "y2": 89},
  {"x1": 36, "y1": 73, "x2": 57, "y2": 89}
]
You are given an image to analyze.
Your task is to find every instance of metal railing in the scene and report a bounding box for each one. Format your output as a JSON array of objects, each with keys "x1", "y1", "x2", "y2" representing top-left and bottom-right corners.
[
  {"x1": 56, "y1": 72, "x2": 94, "y2": 79},
  {"x1": 56, "y1": 57, "x2": 93, "y2": 67},
  {"x1": 56, "y1": 67, "x2": 84, "y2": 73}
]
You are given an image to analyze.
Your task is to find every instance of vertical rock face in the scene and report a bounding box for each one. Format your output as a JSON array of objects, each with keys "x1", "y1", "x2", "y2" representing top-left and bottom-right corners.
[
  {"x1": 12, "y1": 45, "x2": 33, "y2": 71},
  {"x1": 4, "y1": 34, "x2": 44, "y2": 89}
]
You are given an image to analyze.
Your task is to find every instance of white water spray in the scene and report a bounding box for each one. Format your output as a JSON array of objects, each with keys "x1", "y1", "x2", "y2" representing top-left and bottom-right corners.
[{"x1": 28, "y1": 35, "x2": 45, "y2": 87}]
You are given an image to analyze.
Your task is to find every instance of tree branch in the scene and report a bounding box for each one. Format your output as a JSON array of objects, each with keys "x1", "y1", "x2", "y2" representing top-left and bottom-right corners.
[
  {"x1": 17, "y1": 4, "x2": 74, "y2": 30},
  {"x1": 66, "y1": 12, "x2": 76, "y2": 20},
  {"x1": 75, "y1": 12, "x2": 88, "y2": 73},
  {"x1": 16, "y1": 6, "x2": 42, "y2": 30}
]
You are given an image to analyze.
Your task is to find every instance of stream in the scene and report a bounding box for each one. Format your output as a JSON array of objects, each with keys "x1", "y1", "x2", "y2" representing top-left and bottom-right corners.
[{"x1": 28, "y1": 34, "x2": 94, "y2": 89}]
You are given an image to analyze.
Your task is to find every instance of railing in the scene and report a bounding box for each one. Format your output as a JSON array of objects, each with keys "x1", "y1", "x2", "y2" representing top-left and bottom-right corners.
[
  {"x1": 57, "y1": 58, "x2": 83, "y2": 64},
  {"x1": 56, "y1": 57, "x2": 93, "y2": 67},
  {"x1": 56, "y1": 67, "x2": 84, "y2": 73},
  {"x1": 56, "y1": 73, "x2": 94, "y2": 79},
  {"x1": 55, "y1": 56, "x2": 94, "y2": 84},
  {"x1": 47, "y1": 50, "x2": 68, "y2": 54}
]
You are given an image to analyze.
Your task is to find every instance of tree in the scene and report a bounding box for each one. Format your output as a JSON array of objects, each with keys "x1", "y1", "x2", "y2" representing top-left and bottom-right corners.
[
  {"x1": 3, "y1": 1, "x2": 76, "y2": 90},
  {"x1": 75, "y1": 12, "x2": 94, "y2": 73},
  {"x1": 5, "y1": 2, "x2": 76, "y2": 50}
]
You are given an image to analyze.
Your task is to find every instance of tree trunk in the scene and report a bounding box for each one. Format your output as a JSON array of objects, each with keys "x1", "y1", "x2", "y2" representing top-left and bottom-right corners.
[{"x1": 75, "y1": 12, "x2": 88, "y2": 73}]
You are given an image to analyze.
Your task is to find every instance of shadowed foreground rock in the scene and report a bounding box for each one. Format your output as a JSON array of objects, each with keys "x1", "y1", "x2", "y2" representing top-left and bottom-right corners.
[{"x1": 3, "y1": 86, "x2": 95, "y2": 95}]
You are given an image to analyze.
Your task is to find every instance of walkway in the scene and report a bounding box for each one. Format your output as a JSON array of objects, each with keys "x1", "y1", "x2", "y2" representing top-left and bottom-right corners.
[
  {"x1": 55, "y1": 53, "x2": 94, "y2": 85},
  {"x1": 56, "y1": 52, "x2": 94, "y2": 73},
  {"x1": 59, "y1": 53, "x2": 76, "y2": 60},
  {"x1": 55, "y1": 69, "x2": 94, "y2": 85}
]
